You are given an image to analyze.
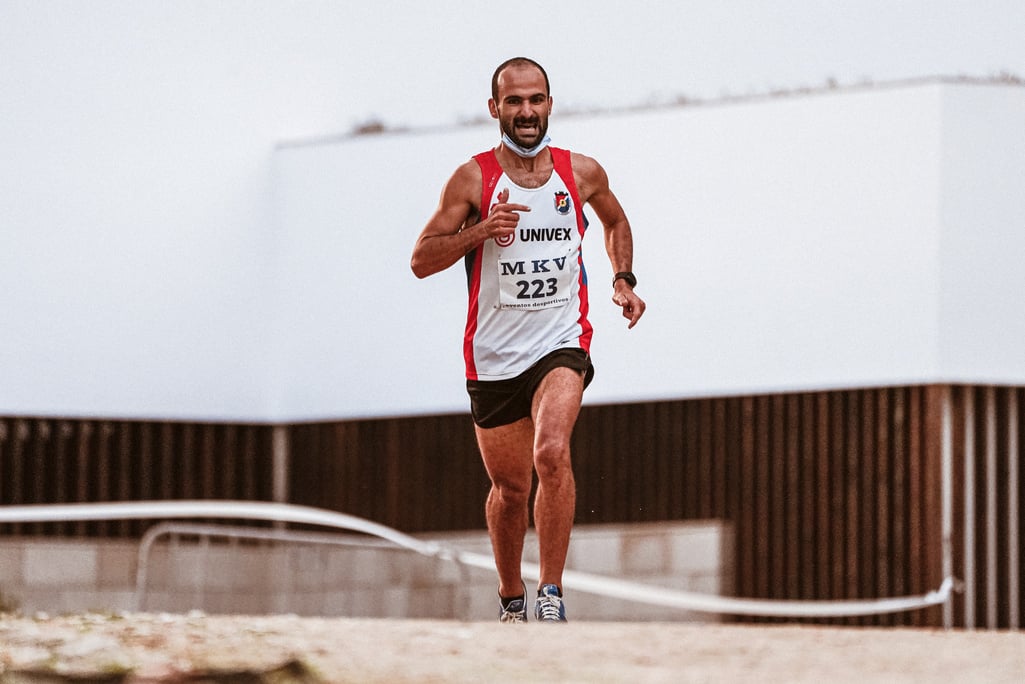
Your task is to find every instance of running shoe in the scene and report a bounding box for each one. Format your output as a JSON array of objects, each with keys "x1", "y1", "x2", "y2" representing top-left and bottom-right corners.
[
  {"x1": 534, "y1": 583, "x2": 567, "y2": 622},
  {"x1": 499, "y1": 583, "x2": 528, "y2": 623}
]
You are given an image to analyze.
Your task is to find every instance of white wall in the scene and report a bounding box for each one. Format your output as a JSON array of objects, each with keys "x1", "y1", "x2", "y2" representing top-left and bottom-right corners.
[
  {"x1": 271, "y1": 82, "x2": 1025, "y2": 421},
  {"x1": 938, "y1": 86, "x2": 1025, "y2": 382},
  {"x1": 269, "y1": 129, "x2": 494, "y2": 420},
  {"x1": 570, "y1": 86, "x2": 945, "y2": 404}
]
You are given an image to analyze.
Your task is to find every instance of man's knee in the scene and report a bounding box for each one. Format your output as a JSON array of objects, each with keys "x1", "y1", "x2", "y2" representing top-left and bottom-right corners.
[
  {"x1": 533, "y1": 436, "x2": 572, "y2": 481},
  {"x1": 490, "y1": 472, "x2": 532, "y2": 504}
]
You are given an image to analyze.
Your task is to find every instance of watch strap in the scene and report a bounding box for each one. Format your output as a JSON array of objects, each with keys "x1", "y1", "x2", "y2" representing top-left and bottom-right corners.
[{"x1": 613, "y1": 271, "x2": 637, "y2": 288}]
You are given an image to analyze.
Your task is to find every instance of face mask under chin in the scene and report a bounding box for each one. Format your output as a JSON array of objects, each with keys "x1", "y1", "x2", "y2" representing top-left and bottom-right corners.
[{"x1": 501, "y1": 131, "x2": 552, "y2": 158}]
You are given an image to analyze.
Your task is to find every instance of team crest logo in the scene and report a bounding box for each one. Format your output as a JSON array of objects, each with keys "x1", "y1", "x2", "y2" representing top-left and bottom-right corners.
[{"x1": 554, "y1": 191, "x2": 571, "y2": 215}]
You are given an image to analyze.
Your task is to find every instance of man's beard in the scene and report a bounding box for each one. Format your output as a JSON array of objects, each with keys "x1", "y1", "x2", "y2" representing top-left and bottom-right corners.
[{"x1": 502, "y1": 116, "x2": 548, "y2": 149}]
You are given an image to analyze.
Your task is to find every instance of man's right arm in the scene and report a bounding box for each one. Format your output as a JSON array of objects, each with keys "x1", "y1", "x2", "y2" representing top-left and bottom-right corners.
[{"x1": 411, "y1": 162, "x2": 527, "y2": 279}]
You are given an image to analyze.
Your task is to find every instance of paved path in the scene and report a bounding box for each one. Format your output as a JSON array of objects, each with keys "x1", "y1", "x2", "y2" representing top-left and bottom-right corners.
[{"x1": 2, "y1": 613, "x2": 1024, "y2": 682}]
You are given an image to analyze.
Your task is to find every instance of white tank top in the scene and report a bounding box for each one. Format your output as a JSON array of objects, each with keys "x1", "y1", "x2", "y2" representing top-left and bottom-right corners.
[{"x1": 463, "y1": 148, "x2": 592, "y2": 381}]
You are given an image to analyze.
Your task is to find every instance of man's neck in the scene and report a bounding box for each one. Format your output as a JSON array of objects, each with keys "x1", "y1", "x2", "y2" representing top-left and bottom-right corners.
[{"x1": 494, "y1": 144, "x2": 553, "y2": 189}]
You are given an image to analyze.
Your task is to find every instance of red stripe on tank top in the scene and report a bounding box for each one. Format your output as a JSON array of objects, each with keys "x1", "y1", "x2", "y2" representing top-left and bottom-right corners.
[
  {"x1": 463, "y1": 247, "x2": 483, "y2": 380},
  {"x1": 551, "y1": 147, "x2": 593, "y2": 352},
  {"x1": 464, "y1": 151, "x2": 504, "y2": 380}
]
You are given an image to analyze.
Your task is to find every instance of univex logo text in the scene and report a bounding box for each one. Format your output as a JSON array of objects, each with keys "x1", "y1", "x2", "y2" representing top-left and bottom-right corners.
[{"x1": 519, "y1": 227, "x2": 572, "y2": 242}]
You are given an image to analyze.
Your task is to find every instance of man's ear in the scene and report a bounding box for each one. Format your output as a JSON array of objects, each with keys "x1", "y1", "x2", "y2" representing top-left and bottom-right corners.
[{"x1": 488, "y1": 98, "x2": 499, "y2": 120}]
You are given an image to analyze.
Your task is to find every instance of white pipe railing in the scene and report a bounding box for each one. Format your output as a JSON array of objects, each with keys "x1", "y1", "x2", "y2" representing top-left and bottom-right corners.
[
  {"x1": 0, "y1": 500, "x2": 956, "y2": 618},
  {"x1": 134, "y1": 521, "x2": 405, "y2": 611}
]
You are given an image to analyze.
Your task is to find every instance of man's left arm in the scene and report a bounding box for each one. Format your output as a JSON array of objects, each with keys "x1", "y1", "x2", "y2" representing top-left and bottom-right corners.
[{"x1": 574, "y1": 153, "x2": 646, "y2": 329}]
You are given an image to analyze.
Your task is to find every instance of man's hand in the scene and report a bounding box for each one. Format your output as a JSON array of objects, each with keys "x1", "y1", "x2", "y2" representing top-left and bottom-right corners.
[
  {"x1": 613, "y1": 284, "x2": 646, "y2": 329},
  {"x1": 483, "y1": 188, "x2": 530, "y2": 241}
]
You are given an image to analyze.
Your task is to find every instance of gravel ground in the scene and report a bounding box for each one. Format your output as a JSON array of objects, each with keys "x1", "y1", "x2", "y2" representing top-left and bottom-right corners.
[{"x1": 2, "y1": 612, "x2": 1024, "y2": 683}]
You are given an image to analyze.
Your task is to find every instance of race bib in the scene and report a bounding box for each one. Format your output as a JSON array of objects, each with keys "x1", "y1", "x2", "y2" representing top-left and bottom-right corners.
[{"x1": 497, "y1": 248, "x2": 577, "y2": 310}]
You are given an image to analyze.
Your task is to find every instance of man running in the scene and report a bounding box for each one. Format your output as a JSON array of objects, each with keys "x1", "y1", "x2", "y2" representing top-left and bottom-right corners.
[{"x1": 411, "y1": 57, "x2": 645, "y2": 622}]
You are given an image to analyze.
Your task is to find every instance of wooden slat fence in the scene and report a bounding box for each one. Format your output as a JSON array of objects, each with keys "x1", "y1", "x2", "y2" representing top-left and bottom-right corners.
[
  {"x1": 1, "y1": 383, "x2": 1022, "y2": 627},
  {"x1": 0, "y1": 419, "x2": 274, "y2": 537}
]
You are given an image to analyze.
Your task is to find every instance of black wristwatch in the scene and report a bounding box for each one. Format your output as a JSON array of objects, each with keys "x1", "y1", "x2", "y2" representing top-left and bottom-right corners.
[{"x1": 613, "y1": 271, "x2": 637, "y2": 288}]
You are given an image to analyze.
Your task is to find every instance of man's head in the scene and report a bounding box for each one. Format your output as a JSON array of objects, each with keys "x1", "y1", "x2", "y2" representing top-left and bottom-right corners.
[
  {"x1": 491, "y1": 57, "x2": 550, "y2": 101},
  {"x1": 489, "y1": 57, "x2": 552, "y2": 150}
]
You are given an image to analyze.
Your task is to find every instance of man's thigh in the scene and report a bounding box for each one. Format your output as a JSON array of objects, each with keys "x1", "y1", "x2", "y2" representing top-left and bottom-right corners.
[
  {"x1": 475, "y1": 417, "x2": 535, "y2": 489},
  {"x1": 531, "y1": 366, "x2": 586, "y2": 446}
]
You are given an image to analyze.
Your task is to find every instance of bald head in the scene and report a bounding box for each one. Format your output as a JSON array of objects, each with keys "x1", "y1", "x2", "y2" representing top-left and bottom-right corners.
[{"x1": 491, "y1": 57, "x2": 550, "y2": 101}]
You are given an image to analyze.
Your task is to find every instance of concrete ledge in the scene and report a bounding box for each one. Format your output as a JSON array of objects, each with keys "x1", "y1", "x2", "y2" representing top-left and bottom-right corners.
[{"x1": 0, "y1": 520, "x2": 731, "y2": 621}]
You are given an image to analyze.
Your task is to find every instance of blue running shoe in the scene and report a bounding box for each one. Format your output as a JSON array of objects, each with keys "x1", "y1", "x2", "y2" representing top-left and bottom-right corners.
[{"x1": 534, "y1": 584, "x2": 567, "y2": 622}]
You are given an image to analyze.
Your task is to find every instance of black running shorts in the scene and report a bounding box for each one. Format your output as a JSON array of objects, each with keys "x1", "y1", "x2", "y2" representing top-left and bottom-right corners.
[{"x1": 466, "y1": 348, "x2": 595, "y2": 428}]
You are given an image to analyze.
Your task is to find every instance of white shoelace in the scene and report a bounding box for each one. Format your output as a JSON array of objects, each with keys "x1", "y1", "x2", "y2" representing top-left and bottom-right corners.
[
  {"x1": 535, "y1": 594, "x2": 564, "y2": 621},
  {"x1": 500, "y1": 602, "x2": 527, "y2": 623}
]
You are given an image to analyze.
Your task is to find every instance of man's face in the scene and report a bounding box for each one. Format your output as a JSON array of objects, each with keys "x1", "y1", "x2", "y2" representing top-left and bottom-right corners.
[{"x1": 489, "y1": 64, "x2": 552, "y2": 149}]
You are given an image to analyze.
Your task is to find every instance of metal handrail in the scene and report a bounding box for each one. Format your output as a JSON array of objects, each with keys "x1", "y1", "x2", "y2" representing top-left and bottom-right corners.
[{"x1": 134, "y1": 521, "x2": 424, "y2": 611}]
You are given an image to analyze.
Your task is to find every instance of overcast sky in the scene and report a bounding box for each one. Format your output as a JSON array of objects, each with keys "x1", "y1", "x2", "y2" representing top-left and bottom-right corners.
[
  {"x1": 3, "y1": 1, "x2": 1024, "y2": 139},
  {"x1": 328, "y1": 0, "x2": 1025, "y2": 130}
]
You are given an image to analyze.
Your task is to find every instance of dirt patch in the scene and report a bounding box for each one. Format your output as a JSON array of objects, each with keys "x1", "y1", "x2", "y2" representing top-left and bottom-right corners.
[{"x1": 1, "y1": 612, "x2": 1023, "y2": 683}]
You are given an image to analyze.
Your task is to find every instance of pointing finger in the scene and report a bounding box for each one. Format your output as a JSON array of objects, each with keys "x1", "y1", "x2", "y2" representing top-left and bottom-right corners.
[
  {"x1": 491, "y1": 203, "x2": 531, "y2": 216},
  {"x1": 497, "y1": 188, "x2": 530, "y2": 212},
  {"x1": 489, "y1": 189, "x2": 530, "y2": 216}
]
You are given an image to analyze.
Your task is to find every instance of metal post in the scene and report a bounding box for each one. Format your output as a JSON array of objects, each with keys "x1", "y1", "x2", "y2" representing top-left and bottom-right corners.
[
  {"x1": 963, "y1": 389, "x2": 976, "y2": 629},
  {"x1": 984, "y1": 386, "x2": 998, "y2": 629},
  {"x1": 1008, "y1": 389, "x2": 1020, "y2": 629},
  {"x1": 272, "y1": 424, "x2": 290, "y2": 504},
  {"x1": 941, "y1": 386, "x2": 954, "y2": 629}
]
